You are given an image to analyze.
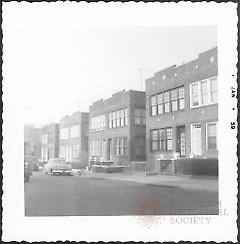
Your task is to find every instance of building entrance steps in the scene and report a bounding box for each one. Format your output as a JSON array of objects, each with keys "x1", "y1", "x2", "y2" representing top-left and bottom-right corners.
[{"x1": 81, "y1": 170, "x2": 218, "y2": 193}]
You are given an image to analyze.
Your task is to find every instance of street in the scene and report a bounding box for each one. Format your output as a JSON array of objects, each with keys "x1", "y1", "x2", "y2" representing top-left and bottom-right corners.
[{"x1": 25, "y1": 172, "x2": 218, "y2": 216}]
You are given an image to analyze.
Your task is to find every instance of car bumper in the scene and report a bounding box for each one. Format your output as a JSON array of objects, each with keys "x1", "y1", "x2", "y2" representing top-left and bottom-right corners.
[{"x1": 52, "y1": 170, "x2": 72, "y2": 175}]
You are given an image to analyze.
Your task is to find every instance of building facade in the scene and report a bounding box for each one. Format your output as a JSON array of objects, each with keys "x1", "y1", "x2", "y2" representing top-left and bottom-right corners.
[
  {"x1": 59, "y1": 111, "x2": 89, "y2": 167},
  {"x1": 41, "y1": 123, "x2": 59, "y2": 162},
  {"x1": 24, "y1": 124, "x2": 42, "y2": 162},
  {"x1": 89, "y1": 90, "x2": 146, "y2": 166},
  {"x1": 146, "y1": 47, "x2": 218, "y2": 171}
]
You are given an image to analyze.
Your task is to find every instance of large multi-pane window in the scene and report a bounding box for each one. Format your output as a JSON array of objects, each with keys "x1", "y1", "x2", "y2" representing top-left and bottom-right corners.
[
  {"x1": 109, "y1": 108, "x2": 128, "y2": 128},
  {"x1": 151, "y1": 128, "x2": 173, "y2": 152},
  {"x1": 206, "y1": 122, "x2": 217, "y2": 150},
  {"x1": 190, "y1": 76, "x2": 218, "y2": 108},
  {"x1": 90, "y1": 115, "x2": 106, "y2": 132},
  {"x1": 70, "y1": 125, "x2": 80, "y2": 138},
  {"x1": 60, "y1": 128, "x2": 69, "y2": 139},
  {"x1": 89, "y1": 140, "x2": 105, "y2": 156},
  {"x1": 113, "y1": 138, "x2": 128, "y2": 155},
  {"x1": 134, "y1": 108, "x2": 146, "y2": 125},
  {"x1": 150, "y1": 86, "x2": 184, "y2": 116}
]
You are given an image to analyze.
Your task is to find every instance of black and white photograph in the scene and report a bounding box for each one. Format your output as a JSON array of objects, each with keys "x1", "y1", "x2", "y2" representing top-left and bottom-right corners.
[{"x1": 2, "y1": 2, "x2": 238, "y2": 242}]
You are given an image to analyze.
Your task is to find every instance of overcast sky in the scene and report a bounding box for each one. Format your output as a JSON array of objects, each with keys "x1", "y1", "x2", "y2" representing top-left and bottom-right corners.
[{"x1": 4, "y1": 4, "x2": 217, "y2": 127}]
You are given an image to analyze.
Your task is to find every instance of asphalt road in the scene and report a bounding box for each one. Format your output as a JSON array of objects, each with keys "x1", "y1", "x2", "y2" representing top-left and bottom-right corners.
[{"x1": 25, "y1": 171, "x2": 218, "y2": 216}]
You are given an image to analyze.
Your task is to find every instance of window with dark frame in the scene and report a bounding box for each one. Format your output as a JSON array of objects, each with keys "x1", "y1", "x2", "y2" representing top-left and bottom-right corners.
[
  {"x1": 207, "y1": 122, "x2": 217, "y2": 150},
  {"x1": 150, "y1": 86, "x2": 184, "y2": 116},
  {"x1": 150, "y1": 128, "x2": 173, "y2": 152},
  {"x1": 109, "y1": 108, "x2": 128, "y2": 129}
]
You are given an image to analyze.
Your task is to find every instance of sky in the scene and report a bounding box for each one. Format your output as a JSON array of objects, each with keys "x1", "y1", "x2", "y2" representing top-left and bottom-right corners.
[{"x1": 4, "y1": 4, "x2": 217, "y2": 127}]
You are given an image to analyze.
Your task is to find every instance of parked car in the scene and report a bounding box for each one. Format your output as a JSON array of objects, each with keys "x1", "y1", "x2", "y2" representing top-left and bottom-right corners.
[
  {"x1": 24, "y1": 161, "x2": 32, "y2": 182},
  {"x1": 44, "y1": 158, "x2": 73, "y2": 176}
]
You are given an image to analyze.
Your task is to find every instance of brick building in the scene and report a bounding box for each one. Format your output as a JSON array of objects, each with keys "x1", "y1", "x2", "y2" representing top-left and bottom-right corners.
[
  {"x1": 146, "y1": 47, "x2": 218, "y2": 171},
  {"x1": 59, "y1": 111, "x2": 89, "y2": 168},
  {"x1": 24, "y1": 124, "x2": 42, "y2": 162},
  {"x1": 41, "y1": 123, "x2": 59, "y2": 162},
  {"x1": 89, "y1": 90, "x2": 146, "y2": 167}
]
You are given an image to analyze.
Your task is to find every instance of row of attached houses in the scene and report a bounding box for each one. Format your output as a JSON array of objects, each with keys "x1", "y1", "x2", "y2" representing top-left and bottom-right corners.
[{"x1": 26, "y1": 47, "x2": 218, "y2": 172}]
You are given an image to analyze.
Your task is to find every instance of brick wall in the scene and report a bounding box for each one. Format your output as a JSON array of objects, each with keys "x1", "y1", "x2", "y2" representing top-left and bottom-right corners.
[
  {"x1": 89, "y1": 90, "x2": 146, "y2": 165},
  {"x1": 146, "y1": 47, "x2": 218, "y2": 170}
]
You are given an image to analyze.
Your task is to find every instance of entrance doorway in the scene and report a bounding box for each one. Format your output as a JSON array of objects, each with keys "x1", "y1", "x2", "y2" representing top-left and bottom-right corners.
[
  {"x1": 191, "y1": 124, "x2": 202, "y2": 155},
  {"x1": 177, "y1": 126, "x2": 186, "y2": 157}
]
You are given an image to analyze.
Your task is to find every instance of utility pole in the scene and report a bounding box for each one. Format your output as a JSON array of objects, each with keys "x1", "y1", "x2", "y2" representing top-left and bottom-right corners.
[{"x1": 139, "y1": 68, "x2": 143, "y2": 91}]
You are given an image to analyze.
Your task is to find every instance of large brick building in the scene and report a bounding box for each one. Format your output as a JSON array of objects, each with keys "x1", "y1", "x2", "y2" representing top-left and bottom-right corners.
[
  {"x1": 41, "y1": 123, "x2": 59, "y2": 162},
  {"x1": 89, "y1": 90, "x2": 146, "y2": 166},
  {"x1": 59, "y1": 111, "x2": 89, "y2": 168},
  {"x1": 146, "y1": 47, "x2": 218, "y2": 171}
]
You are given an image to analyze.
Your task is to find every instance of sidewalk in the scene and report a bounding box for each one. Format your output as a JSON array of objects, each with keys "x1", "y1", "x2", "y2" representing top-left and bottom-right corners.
[{"x1": 80, "y1": 170, "x2": 218, "y2": 192}]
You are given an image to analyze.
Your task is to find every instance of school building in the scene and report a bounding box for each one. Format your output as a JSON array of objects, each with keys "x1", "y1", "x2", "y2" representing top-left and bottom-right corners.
[
  {"x1": 146, "y1": 47, "x2": 218, "y2": 171},
  {"x1": 89, "y1": 90, "x2": 146, "y2": 167}
]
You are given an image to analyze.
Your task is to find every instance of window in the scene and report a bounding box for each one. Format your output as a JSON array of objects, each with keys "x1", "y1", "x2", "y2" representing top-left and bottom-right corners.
[
  {"x1": 150, "y1": 128, "x2": 173, "y2": 152},
  {"x1": 134, "y1": 108, "x2": 146, "y2": 125},
  {"x1": 191, "y1": 83, "x2": 199, "y2": 107},
  {"x1": 120, "y1": 109, "x2": 125, "y2": 127},
  {"x1": 90, "y1": 115, "x2": 106, "y2": 132},
  {"x1": 157, "y1": 94, "x2": 163, "y2": 114},
  {"x1": 114, "y1": 138, "x2": 128, "y2": 155},
  {"x1": 109, "y1": 108, "x2": 128, "y2": 128},
  {"x1": 201, "y1": 80, "x2": 208, "y2": 105},
  {"x1": 72, "y1": 145, "x2": 80, "y2": 158},
  {"x1": 206, "y1": 122, "x2": 217, "y2": 150},
  {"x1": 164, "y1": 91, "x2": 170, "y2": 113},
  {"x1": 150, "y1": 86, "x2": 185, "y2": 115},
  {"x1": 178, "y1": 87, "x2": 185, "y2": 109},
  {"x1": 171, "y1": 89, "x2": 178, "y2": 111},
  {"x1": 159, "y1": 129, "x2": 165, "y2": 151},
  {"x1": 89, "y1": 140, "x2": 105, "y2": 156},
  {"x1": 70, "y1": 125, "x2": 80, "y2": 138},
  {"x1": 60, "y1": 128, "x2": 69, "y2": 139},
  {"x1": 210, "y1": 77, "x2": 218, "y2": 103},
  {"x1": 116, "y1": 110, "x2": 120, "y2": 127},
  {"x1": 191, "y1": 124, "x2": 202, "y2": 155},
  {"x1": 151, "y1": 96, "x2": 157, "y2": 116},
  {"x1": 166, "y1": 128, "x2": 173, "y2": 150},
  {"x1": 190, "y1": 76, "x2": 218, "y2": 108},
  {"x1": 151, "y1": 130, "x2": 158, "y2": 151}
]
